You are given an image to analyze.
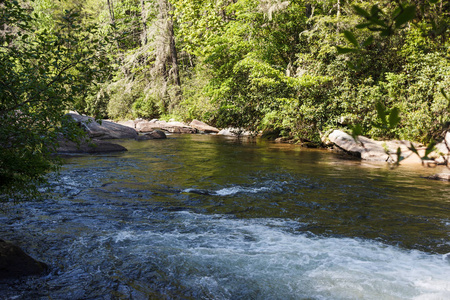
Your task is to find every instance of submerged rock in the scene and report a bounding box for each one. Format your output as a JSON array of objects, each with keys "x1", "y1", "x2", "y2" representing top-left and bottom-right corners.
[
  {"x1": 0, "y1": 239, "x2": 48, "y2": 279},
  {"x1": 67, "y1": 113, "x2": 138, "y2": 140},
  {"x1": 426, "y1": 173, "x2": 450, "y2": 181},
  {"x1": 135, "y1": 130, "x2": 167, "y2": 140},
  {"x1": 57, "y1": 136, "x2": 127, "y2": 153}
]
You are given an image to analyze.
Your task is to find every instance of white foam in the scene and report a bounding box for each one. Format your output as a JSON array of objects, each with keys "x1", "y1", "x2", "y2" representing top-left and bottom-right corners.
[
  {"x1": 110, "y1": 213, "x2": 450, "y2": 299},
  {"x1": 114, "y1": 231, "x2": 135, "y2": 243},
  {"x1": 213, "y1": 186, "x2": 270, "y2": 196},
  {"x1": 183, "y1": 181, "x2": 285, "y2": 196}
]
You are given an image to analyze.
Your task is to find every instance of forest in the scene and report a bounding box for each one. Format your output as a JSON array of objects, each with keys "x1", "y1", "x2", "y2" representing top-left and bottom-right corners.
[{"x1": 1, "y1": 0, "x2": 449, "y2": 200}]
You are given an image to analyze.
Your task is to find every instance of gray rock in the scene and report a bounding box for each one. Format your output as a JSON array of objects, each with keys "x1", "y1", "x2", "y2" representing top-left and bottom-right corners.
[
  {"x1": 327, "y1": 129, "x2": 450, "y2": 165},
  {"x1": 136, "y1": 121, "x2": 162, "y2": 132},
  {"x1": 136, "y1": 119, "x2": 197, "y2": 134},
  {"x1": 328, "y1": 130, "x2": 420, "y2": 162},
  {"x1": 57, "y1": 136, "x2": 127, "y2": 153},
  {"x1": 435, "y1": 132, "x2": 450, "y2": 156},
  {"x1": 328, "y1": 130, "x2": 388, "y2": 161},
  {"x1": 161, "y1": 121, "x2": 197, "y2": 133},
  {"x1": 67, "y1": 113, "x2": 138, "y2": 140},
  {"x1": 0, "y1": 239, "x2": 48, "y2": 279},
  {"x1": 116, "y1": 120, "x2": 136, "y2": 129},
  {"x1": 189, "y1": 119, "x2": 220, "y2": 133},
  {"x1": 164, "y1": 124, "x2": 197, "y2": 134}
]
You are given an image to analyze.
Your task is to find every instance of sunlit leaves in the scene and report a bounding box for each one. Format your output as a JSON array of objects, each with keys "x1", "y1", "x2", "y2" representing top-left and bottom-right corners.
[
  {"x1": 0, "y1": 2, "x2": 108, "y2": 203},
  {"x1": 352, "y1": 3, "x2": 416, "y2": 37},
  {"x1": 373, "y1": 101, "x2": 401, "y2": 131},
  {"x1": 338, "y1": 2, "x2": 417, "y2": 55}
]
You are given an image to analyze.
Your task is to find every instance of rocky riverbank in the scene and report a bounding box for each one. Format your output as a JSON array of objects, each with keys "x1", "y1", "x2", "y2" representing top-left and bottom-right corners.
[
  {"x1": 57, "y1": 113, "x2": 247, "y2": 154},
  {"x1": 323, "y1": 130, "x2": 449, "y2": 165},
  {"x1": 323, "y1": 129, "x2": 450, "y2": 181},
  {"x1": 60, "y1": 113, "x2": 450, "y2": 180}
]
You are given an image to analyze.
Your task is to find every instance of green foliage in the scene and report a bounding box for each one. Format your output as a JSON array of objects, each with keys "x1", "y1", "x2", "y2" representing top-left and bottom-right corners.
[
  {"x1": 132, "y1": 95, "x2": 160, "y2": 120},
  {"x1": 0, "y1": 1, "x2": 107, "y2": 202},
  {"x1": 60, "y1": 0, "x2": 447, "y2": 148}
]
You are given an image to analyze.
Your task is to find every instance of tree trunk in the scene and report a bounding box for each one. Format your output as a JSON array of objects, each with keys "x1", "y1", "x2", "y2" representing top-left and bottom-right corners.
[
  {"x1": 140, "y1": 0, "x2": 148, "y2": 46},
  {"x1": 107, "y1": 0, "x2": 115, "y2": 24},
  {"x1": 107, "y1": 0, "x2": 120, "y2": 50},
  {"x1": 167, "y1": 16, "x2": 181, "y2": 88}
]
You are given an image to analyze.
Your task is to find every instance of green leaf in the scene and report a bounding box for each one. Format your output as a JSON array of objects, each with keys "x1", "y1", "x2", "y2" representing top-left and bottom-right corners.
[
  {"x1": 353, "y1": 5, "x2": 370, "y2": 18},
  {"x1": 408, "y1": 142, "x2": 419, "y2": 156},
  {"x1": 370, "y1": 5, "x2": 381, "y2": 17},
  {"x1": 424, "y1": 141, "x2": 436, "y2": 158},
  {"x1": 336, "y1": 46, "x2": 359, "y2": 54},
  {"x1": 441, "y1": 88, "x2": 449, "y2": 100},
  {"x1": 395, "y1": 5, "x2": 416, "y2": 28},
  {"x1": 388, "y1": 107, "x2": 400, "y2": 129},
  {"x1": 362, "y1": 36, "x2": 374, "y2": 47},
  {"x1": 350, "y1": 124, "x2": 363, "y2": 142},
  {"x1": 380, "y1": 28, "x2": 394, "y2": 36},
  {"x1": 343, "y1": 30, "x2": 359, "y2": 48},
  {"x1": 375, "y1": 101, "x2": 387, "y2": 127},
  {"x1": 355, "y1": 23, "x2": 372, "y2": 29}
]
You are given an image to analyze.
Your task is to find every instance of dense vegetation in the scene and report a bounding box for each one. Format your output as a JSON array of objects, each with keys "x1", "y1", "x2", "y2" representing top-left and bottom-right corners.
[
  {"x1": 1, "y1": 0, "x2": 449, "y2": 201},
  {"x1": 62, "y1": 0, "x2": 448, "y2": 144}
]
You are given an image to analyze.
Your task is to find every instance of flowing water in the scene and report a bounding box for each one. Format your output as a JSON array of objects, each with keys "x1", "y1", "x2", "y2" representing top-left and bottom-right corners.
[{"x1": 1, "y1": 134, "x2": 449, "y2": 299}]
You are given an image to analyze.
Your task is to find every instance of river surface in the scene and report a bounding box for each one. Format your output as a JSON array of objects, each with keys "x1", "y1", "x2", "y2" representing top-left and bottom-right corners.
[{"x1": 1, "y1": 134, "x2": 449, "y2": 299}]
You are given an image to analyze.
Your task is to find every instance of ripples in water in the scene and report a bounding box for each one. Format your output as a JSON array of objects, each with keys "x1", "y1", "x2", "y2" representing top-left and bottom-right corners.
[{"x1": 1, "y1": 135, "x2": 449, "y2": 299}]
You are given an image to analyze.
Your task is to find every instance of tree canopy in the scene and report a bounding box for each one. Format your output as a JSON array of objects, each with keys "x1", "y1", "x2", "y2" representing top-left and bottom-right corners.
[{"x1": 0, "y1": 0, "x2": 107, "y2": 202}]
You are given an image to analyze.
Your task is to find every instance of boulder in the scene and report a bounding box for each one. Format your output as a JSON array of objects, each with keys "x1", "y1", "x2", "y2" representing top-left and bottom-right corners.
[
  {"x1": 189, "y1": 119, "x2": 220, "y2": 133},
  {"x1": 116, "y1": 120, "x2": 136, "y2": 129},
  {"x1": 0, "y1": 239, "x2": 48, "y2": 279},
  {"x1": 135, "y1": 130, "x2": 167, "y2": 141},
  {"x1": 435, "y1": 132, "x2": 450, "y2": 156},
  {"x1": 135, "y1": 120, "x2": 197, "y2": 133},
  {"x1": 161, "y1": 121, "x2": 197, "y2": 134},
  {"x1": 57, "y1": 136, "x2": 127, "y2": 153},
  {"x1": 136, "y1": 121, "x2": 163, "y2": 132},
  {"x1": 328, "y1": 130, "x2": 422, "y2": 163},
  {"x1": 67, "y1": 113, "x2": 138, "y2": 140}
]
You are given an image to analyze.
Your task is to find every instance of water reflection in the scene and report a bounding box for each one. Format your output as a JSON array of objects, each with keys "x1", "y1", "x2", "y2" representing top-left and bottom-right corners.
[{"x1": 1, "y1": 134, "x2": 449, "y2": 299}]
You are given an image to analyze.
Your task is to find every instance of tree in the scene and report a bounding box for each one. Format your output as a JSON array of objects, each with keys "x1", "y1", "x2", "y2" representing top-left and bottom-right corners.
[{"x1": 0, "y1": 0, "x2": 107, "y2": 203}]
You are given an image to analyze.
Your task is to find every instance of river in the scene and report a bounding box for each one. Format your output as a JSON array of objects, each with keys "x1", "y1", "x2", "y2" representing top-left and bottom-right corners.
[{"x1": 1, "y1": 134, "x2": 449, "y2": 299}]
